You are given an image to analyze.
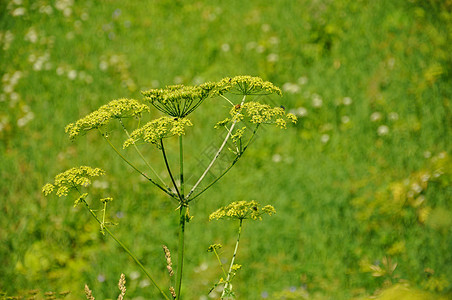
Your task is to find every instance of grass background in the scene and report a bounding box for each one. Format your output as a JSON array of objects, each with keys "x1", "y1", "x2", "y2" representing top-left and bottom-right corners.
[{"x1": 1, "y1": 0, "x2": 451, "y2": 299}]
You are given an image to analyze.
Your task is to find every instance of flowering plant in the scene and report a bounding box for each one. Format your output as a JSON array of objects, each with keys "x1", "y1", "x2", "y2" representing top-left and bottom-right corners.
[{"x1": 43, "y1": 75, "x2": 296, "y2": 299}]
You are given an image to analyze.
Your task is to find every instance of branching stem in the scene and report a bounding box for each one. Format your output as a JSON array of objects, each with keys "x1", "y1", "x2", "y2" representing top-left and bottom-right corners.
[
  {"x1": 186, "y1": 95, "x2": 246, "y2": 199},
  {"x1": 98, "y1": 128, "x2": 176, "y2": 199}
]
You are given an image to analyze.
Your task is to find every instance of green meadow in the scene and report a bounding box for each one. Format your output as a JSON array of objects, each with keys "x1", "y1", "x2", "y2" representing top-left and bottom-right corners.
[{"x1": 1, "y1": 0, "x2": 451, "y2": 299}]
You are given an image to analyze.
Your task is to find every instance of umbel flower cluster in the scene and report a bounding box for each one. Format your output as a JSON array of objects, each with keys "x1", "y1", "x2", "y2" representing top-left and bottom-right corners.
[
  {"x1": 42, "y1": 166, "x2": 105, "y2": 197},
  {"x1": 65, "y1": 99, "x2": 150, "y2": 140},
  {"x1": 209, "y1": 200, "x2": 276, "y2": 221}
]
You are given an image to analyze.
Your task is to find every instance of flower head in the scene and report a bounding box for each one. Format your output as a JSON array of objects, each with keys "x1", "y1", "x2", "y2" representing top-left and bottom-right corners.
[
  {"x1": 209, "y1": 200, "x2": 276, "y2": 221},
  {"x1": 214, "y1": 75, "x2": 282, "y2": 96},
  {"x1": 42, "y1": 166, "x2": 106, "y2": 197},
  {"x1": 123, "y1": 116, "x2": 192, "y2": 149},
  {"x1": 65, "y1": 98, "x2": 150, "y2": 139},
  {"x1": 216, "y1": 101, "x2": 297, "y2": 129},
  {"x1": 142, "y1": 82, "x2": 216, "y2": 118}
]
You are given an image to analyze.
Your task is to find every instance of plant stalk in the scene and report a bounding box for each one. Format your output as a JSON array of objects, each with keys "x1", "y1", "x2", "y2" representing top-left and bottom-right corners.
[
  {"x1": 80, "y1": 199, "x2": 170, "y2": 300},
  {"x1": 221, "y1": 219, "x2": 243, "y2": 299}
]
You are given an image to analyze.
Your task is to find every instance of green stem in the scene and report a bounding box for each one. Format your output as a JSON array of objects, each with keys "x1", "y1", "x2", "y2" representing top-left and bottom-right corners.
[
  {"x1": 80, "y1": 199, "x2": 170, "y2": 300},
  {"x1": 221, "y1": 219, "x2": 243, "y2": 299},
  {"x1": 175, "y1": 135, "x2": 187, "y2": 300},
  {"x1": 179, "y1": 136, "x2": 185, "y2": 199},
  {"x1": 160, "y1": 139, "x2": 182, "y2": 200},
  {"x1": 175, "y1": 205, "x2": 187, "y2": 300},
  {"x1": 98, "y1": 128, "x2": 176, "y2": 199},
  {"x1": 186, "y1": 95, "x2": 247, "y2": 199},
  {"x1": 214, "y1": 249, "x2": 228, "y2": 278},
  {"x1": 188, "y1": 124, "x2": 260, "y2": 203},
  {"x1": 118, "y1": 119, "x2": 169, "y2": 189}
]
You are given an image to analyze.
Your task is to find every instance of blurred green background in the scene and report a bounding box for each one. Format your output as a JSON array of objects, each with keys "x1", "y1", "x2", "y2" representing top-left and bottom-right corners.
[{"x1": 1, "y1": 0, "x2": 451, "y2": 299}]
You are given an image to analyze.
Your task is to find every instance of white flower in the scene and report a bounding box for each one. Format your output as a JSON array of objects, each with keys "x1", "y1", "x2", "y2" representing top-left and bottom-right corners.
[
  {"x1": 298, "y1": 76, "x2": 308, "y2": 85},
  {"x1": 312, "y1": 94, "x2": 323, "y2": 108},
  {"x1": 377, "y1": 125, "x2": 389, "y2": 136},
  {"x1": 321, "y1": 134, "x2": 330, "y2": 143},
  {"x1": 267, "y1": 53, "x2": 279, "y2": 62},
  {"x1": 370, "y1": 112, "x2": 382, "y2": 122},
  {"x1": 11, "y1": 7, "x2": 26, "y2": 16},
  {"x1": 341, "y1": 116, "x2": 350, "y2": 124},
  {"x1": 342, "y1": 97, "x2": 352, "y2": 106},
  {"x1": 24, "y1": 28, "x2": 38, "y2": 43},
  {"x1": 272, "y1": 154, "x2": 282, "y2": 163},
  {"x1": 282, "y1": 82, "x2": 300, "y2": 94},
  {"x1": 221, "y1": 43, "x2": 230, "y2": 52},
  {"x1": 389, "y1": 112, "x2": 399, "y2": 121},
  {"x1": 67, "y1": 70, "x2": 77, "y2": 80}
]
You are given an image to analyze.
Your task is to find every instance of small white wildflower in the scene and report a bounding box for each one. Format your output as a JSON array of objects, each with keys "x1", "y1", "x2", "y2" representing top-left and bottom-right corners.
[
  {"x1": 99, "y1": 61, "x2": 108, "y2": 71},
  {"x1": 343, "y1": 97, "x2": 352, "y2": 106},
  {"x1": 221, "y1": 43, "x2": 230, "y2": 52},
  {"x1": 65, "y1": 32, "x2": 74, "y2": 40},
  {"x1": 256, "y1": 45, "x2": 265, "y2": 53},
  {"x1": 67, "y1": 70, "x2": 77, "y2": 80},
  {"x1": 282, "y1": 82, "x2": 300, "y2": 94},
  {"x1": 377, "y1": 125, "x2": 389, "y2": 136},
  {"x1": 389, "y1": 112, "x2": 399, "y2": 121},
  {"x1": 129, "y1": 271, "x2": 140, "y2": 280},
  {"x1": 63, "y1": 7, "x2": 72, "y2": 17},
  {"x1": 11, "y1": 7, "x2": 26, "y2": 16},
  {"x1": 0, "y1": 94, "x2": 6, "y2": 102},
  {"x1": 39, "y1": 5, "x2": 53, "y2": 15},
  {"x1": 10, "y1": 92, "x2": 19, "y2": 102},
  {"x1": 81, "y1": 12, "x2": 89, "y2": 20},
  {"x1": 292, "y1": 107, "x2": 307, "y2": 117},
  {"x1": 267, "y1": 53, "x2": 279, "y2": 62},
  {"x1": 24, "y1": 28, "x2": 38, "y2": 43},
  {"x1": 312, "y1": 94, "x2": 323, "y2": 108},
  {"x1": 423, "y1": 151, "x2": 432, "y2": 158},
  {"x1": 261, "y1": 23, "x2": 271, "y2": 32},
  {"x1": 56, "y1": 66, "x2": 64, "y2": 76},
  {"x1": 341, "y1": 116, "x2": 350, "y2": 124},
  {"x1": 387, "y1": 58, "x2": 395, "y2": 69},
  {"x1": 139, "y1": 279, "x2": 151, "y2": 288},
  {"x1": 370, "y1": 112, "x2": 382, "y2": 122},
  {"x1": 272, "y1": 154, "x2": 282, "y2": 163},
  {"x1": 3, "y1": 84, "x2": 13, "y2": 94},
  {"x1": 17, "y1": 112, "x2": 34, "y2": 127},
  {"x1": 92, "y1": 180, "x2": 109, "y2": 189},
  {"x1": 298, "y1": 76, "x2": 308, "y2": 85},
  {"x1": 321, "y1": 134, "x2": 330, "y2": 144},
  {"x1": 411, "y1": 183, "x2": 422, "y2": 194}
]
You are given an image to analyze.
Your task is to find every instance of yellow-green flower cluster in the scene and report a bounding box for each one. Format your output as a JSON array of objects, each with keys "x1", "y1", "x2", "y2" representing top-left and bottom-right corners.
[
  {"x1": 42, "y1": 166, "x2": 106, "y2": 197},
  {"x1": 142, "y1": 82, "x2": 216, "y2": 118},
  {"x1": 218, "y1": 102, "x2": 297, "y2": 129},
  {"x1": 65, "y1": 98, "x2": 150, "y2": 139},
  {"x1": 209, "y1": 200, "x2": 276, "y2": 221},
  {"x1": 214, "y1": 75, "x2": 282, "y2": 96},
  {"x1": 207, "y1": 244, "x2": 223, "y2": 252},
  {"x1": 123, "y1": 116, "x2": 193, "y2": 148}
]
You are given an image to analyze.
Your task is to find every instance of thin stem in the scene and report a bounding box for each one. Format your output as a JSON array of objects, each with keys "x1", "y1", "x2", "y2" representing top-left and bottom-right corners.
[
  {"x1": 221, "y1": 219, "x2": 243, "y2": 299},
  {"x1": 213, "y1": 248, "x2": 228, "y2": 278},
  {"x1": 118, "y1": 119, "x2": 169, "y2": 189},
  {"x1": 160, "y1": 139, "x2": 182, "y2": 200},
  {"x1": 186, "y1": 95, "x2": 247, "y2": 199},
  {"x1": 188, "y1": 124, "x2": 260, "y2": 202},
  {"x1": 79, "y1": 198, "x2": 170, "y2": 300},
  {"x1": 98, "y1": 128, "x2": 176, "y2": 199},
  {"x1": 220, "y1": 94, "x2": 234, "y2": 106},
  {"x1": 175, "y1": 205, "x2": 187, "y2": 300},
  {"x1": 179, "y1": 136, "x2": 185, "y2": 199}
]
